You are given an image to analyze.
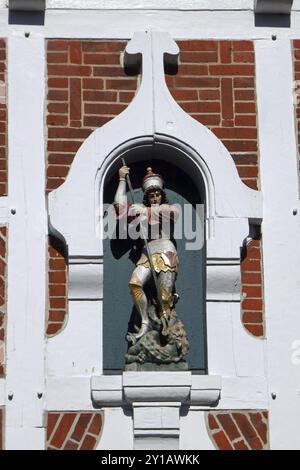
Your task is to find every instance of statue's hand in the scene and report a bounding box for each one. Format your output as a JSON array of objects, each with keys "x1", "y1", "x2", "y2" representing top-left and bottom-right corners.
[{"x1": 119, "y1": 165, "x2": 129, "y2": 179}]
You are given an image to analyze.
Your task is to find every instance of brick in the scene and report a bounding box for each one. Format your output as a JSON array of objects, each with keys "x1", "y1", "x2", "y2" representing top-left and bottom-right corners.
[
  {"x1": 48, "y1": 40, "x2": 68, "y2": 51},
  {"x1": 198, "y1": 90, "x2": 220, "y2": 100},
  {"x1": 48, "y1": 77, "x2": 68, "y2": 88},
  {"x1": 221, "y1": 78, "x2": 233, "y2": 120},
  {"x1": 243, "y1": 179, "x2": 258, "y2": 190},
  {"x1": 241, "y1": 258, "x2": 261, "y2": 272},
  {"x1": 84, "y1": 103, "x2": 126, "y2": 115},
  {"x1": 119, "y1": 91, "x2": 136, "y2": 103},
  {"x1": 48, "y1": 65, "x2": 92, "y2": 77},
  {"x1": 208, "y1": 413, "x2": 219, "y2": 430},
  {"x1": 71, "y1": 413, "x2": 93, "y2": 442},
  {"x1": 217, "y1": 414, "x2": 240, "y2": 440},
  {"x1": 234, "y1": 439, "x2": 249, "y2": 450},
  {"x1": 237, "y1": 166, "x2": 258, "y2": 178},
  {"x1": 48, "y1": 128, "x2": 90, "y2": 139},
  {"x1": 64, "y1": 440, "x2": 79, "y2": 450},
  {"x1": 249, "y1": 413, "x2": 268, "y2": 444},
  {"x1": 47, "y1": 90, "x2": 68, "y2": 102},
  {"x1": 242, "y1": 311, "x2": 263, "y2": 324},
  {"x1": 47, "y1": 140, "x2": 82, "y2": 153},
  {"x1": 82, "y1": 41, "x2": 126, "y2": 53},
  {"x1": 47, "y1": 166, "x2": 70, "y2": 179},
  {"x1": 105, "y1": 79, "x2": 137, "y2": 90},
  {"x1": 234, "y1": 52, "x2": 254, "y2": 63},
  {"x1": 49, "y1": 298, "x2": 66, "y2": 310},
  {"x1": 242, "y1": 299, "x2": 263, "y2": 311},
  {"x1": 47, "y1": 323, "x2": 64, "y2": 335},
  {"x1": 175, "y1": 77, "x2": 220, "y2": 88},
  {"x1": 83, "y1": 90, "x2": 118, "y2": 102},
  {"x1": 48, "y1": 310, "x2": 66, "y2": 322},
  {"x1": 180, "y1": 51, "x2": 218, "y2": 63},
  {"x1": 47, "y1": 52, "x2": 68, "y2": 64},
  {"x1": 176, "y1": 40, "x2": 218, "y2": 51},
  {"x1": 232, "y1": 41, "x2": 254, "y2": 52},
  {"x1": 212, "y1": 127, "x2": 257, "y2": 140},
  {"x1": 49, "y1": 271, "x2": 66, "y2": 283},
  {"x1": 83, "y1": 116, "x2": 112, "y2": 127},
  {"x1": 232, "y1": 413, "x2": 263, "y2": 449},
  {"x1": 88, "y1": 414, "x2": 103, "y2": 435},
  {"x1": 234, "y1": 89, "x2": 255, "y2": 101},
  {"x1": 234, "y1": 77, "x2": 255, "y2": 88},
  {"x1": 220, "y1": 41, "x2": 232, "y2": 64},
  {"x1": 245, "y1": 324, "x2": 264, "y2": 337},
  {"x1": 178, "y1": 64, "x2": 209, "y2": 75},
  {"x1": 47, "y1": 115, "x2": 68, "y2": 126},
  {"x1": 209, "y1": 65, "x2": 255, "y2": 76},
  {"x1": 49, "y1": 258, "x2": 69, "y2": 271},
  {"x1": 47, "y1": 103, "x2": 68, "y2": 114},
  {"x1": 50, "y1": 413, "x2": 76, "y2": 448},
  {"x1": 80, "y1": 435, "x2": 97, "y2": 450},
  {"x1": 242, "y1": 284, "x2": 262, "y2": 297},
  {"x1": 170, "y1": 90, "x2": 199, "y2": 102},
  {"x1": 212, "y1": 431, "x2": 233, "y2": 450},
  {"x1": 49, "y1": 285, "x2": 66, "y2": 297},
  {"x1": 235, "y1": 115, "x2": 256, "y2": 127},
  {"x1": 48, "y1": 154, "x2": 74, "y2": 165},
  {"x1": 82, "y1": 78, "x2": 104, "y2": 90},
  {"x1": 224, "y1": 140, "x2": 257, "y2": 153},
  {"x1": 70, "y1": 78, "x2": 82, "y2": 121},
  {"x1": 70, "y1": 41, "x2": 82, "y2": 64},
  {"x1": 83, "y1": 53, "x2": 120, "y2": 65},
  {"x1": 47, "y1": 413, "x2": 60, "y2": 441}
]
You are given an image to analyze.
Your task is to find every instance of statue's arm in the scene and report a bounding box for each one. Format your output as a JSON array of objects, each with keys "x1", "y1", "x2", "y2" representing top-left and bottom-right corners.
[{"x1": 114, "y1": 166, "x2": 129, "y2": 215}]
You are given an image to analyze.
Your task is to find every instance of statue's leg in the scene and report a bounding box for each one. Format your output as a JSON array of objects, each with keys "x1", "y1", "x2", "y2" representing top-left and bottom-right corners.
[
  {"x1": 128, "y1": 265, "x2": 151, "y2": 340},
  {"x1": 158, "y1": 271, "x2": 176, "y2": 312}
]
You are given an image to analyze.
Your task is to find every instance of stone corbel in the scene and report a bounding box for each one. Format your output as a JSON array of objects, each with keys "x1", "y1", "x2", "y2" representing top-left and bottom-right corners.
[
  {"x1": 91, "y1": 373, "x2": 221, "y2": 449},
  {"x1": 9, "y1": 0, "x2": 46, "y2": 10},
  {"x1": 254, "y1": 0, "x2": 293, "y2": 14}
]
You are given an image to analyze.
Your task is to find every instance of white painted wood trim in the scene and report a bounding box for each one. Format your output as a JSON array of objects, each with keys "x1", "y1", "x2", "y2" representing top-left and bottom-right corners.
[
  {"x1": 256, "y1": 39, "x2": 300, "y2": 450},
  {"x1": 5, "y1": 37, "x2": 47, "y2": 451},
  {"x1": 46, "y1": 1, "x2": 255, "y2": 11}
]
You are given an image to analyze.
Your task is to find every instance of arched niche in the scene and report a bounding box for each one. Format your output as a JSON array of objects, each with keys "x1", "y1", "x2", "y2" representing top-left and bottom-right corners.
[{"x1": 101, "y1": 140, "x2": 207, "y2": 375}]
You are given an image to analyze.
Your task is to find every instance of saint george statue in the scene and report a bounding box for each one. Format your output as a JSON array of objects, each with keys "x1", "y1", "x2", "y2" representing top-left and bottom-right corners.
[{"x1": 114, "y1": 164, "x2": 189, "y2": 371}]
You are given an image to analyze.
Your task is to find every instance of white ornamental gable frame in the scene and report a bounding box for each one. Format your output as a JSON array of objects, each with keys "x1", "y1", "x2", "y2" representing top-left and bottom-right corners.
[{"x1": 47, "y1": 32, "x2": 265, "y2": 448}]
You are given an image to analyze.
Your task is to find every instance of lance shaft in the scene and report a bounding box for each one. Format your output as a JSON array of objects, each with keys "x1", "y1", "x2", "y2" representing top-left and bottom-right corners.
[{"x1": 121, "y1": 158, "x2": 167, "y2": 317}]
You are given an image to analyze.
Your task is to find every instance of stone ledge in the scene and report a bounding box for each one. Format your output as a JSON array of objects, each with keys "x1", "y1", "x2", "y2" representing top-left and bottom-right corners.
[{"x1": 91, "y1": 372, "x2": 221, "y2": 407}]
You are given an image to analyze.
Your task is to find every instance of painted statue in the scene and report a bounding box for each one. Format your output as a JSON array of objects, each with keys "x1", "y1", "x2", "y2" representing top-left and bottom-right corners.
[{"x1": 114, "y1": 164, "x2": 189, "y2": 371}]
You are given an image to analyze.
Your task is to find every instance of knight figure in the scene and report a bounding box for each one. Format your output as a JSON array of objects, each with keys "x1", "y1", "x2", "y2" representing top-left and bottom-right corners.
[{"x1": 114, "y1": 164, "x2": 189, "y2": 371}]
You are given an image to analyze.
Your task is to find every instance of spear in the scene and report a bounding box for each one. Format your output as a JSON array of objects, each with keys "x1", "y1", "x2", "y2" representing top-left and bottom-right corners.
[{"x1": 121, "y1": 158, "x2": 167, "y2": 318}]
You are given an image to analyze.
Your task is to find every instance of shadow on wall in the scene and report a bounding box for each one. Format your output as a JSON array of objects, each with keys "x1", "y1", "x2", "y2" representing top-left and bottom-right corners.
[
  {"x1": 8, "y1": 10, "x2": 45, "y2": 25},
  {"x1": 254, "y1": 13, "x2": 290, "y2": 27}
]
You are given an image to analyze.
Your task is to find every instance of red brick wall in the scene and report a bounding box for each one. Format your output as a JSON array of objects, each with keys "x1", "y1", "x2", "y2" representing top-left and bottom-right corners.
[
  {"x1": 46, "y1": 39, "x2": 263, "y2": 338},
  {"x1": 241, "y1": 239, "x2": 264, "y2": 337},
  {"x1": 293, "y1": 41, "x2": 300, "y2": 178},
  {"x1": 0, "y1": 39, "x2": 7, "y2": 197},
  {"x1": 46, "y1": 412, "x2": 103, "y2": 450},
  {"x1": 207, "y1": 410, "x2": 269, "y2": 450},
  {"x1": 47, "y1": 236, "x2": 68, "y2": 337},
  {"x1": 0, "y1": 226, "x2": 7, "y2": 376}
]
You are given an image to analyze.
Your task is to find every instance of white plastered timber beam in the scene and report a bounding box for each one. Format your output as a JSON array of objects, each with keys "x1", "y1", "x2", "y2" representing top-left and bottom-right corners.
[
  {"x1": 256, "y1": 39, "x2": 300, "y2": 450},
  {"x1": 5, "y1": 37, "x2": 47, "y2": 450},
  {"x1": 2, "y1": 9, "x2": 300, "y2": 39}
]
